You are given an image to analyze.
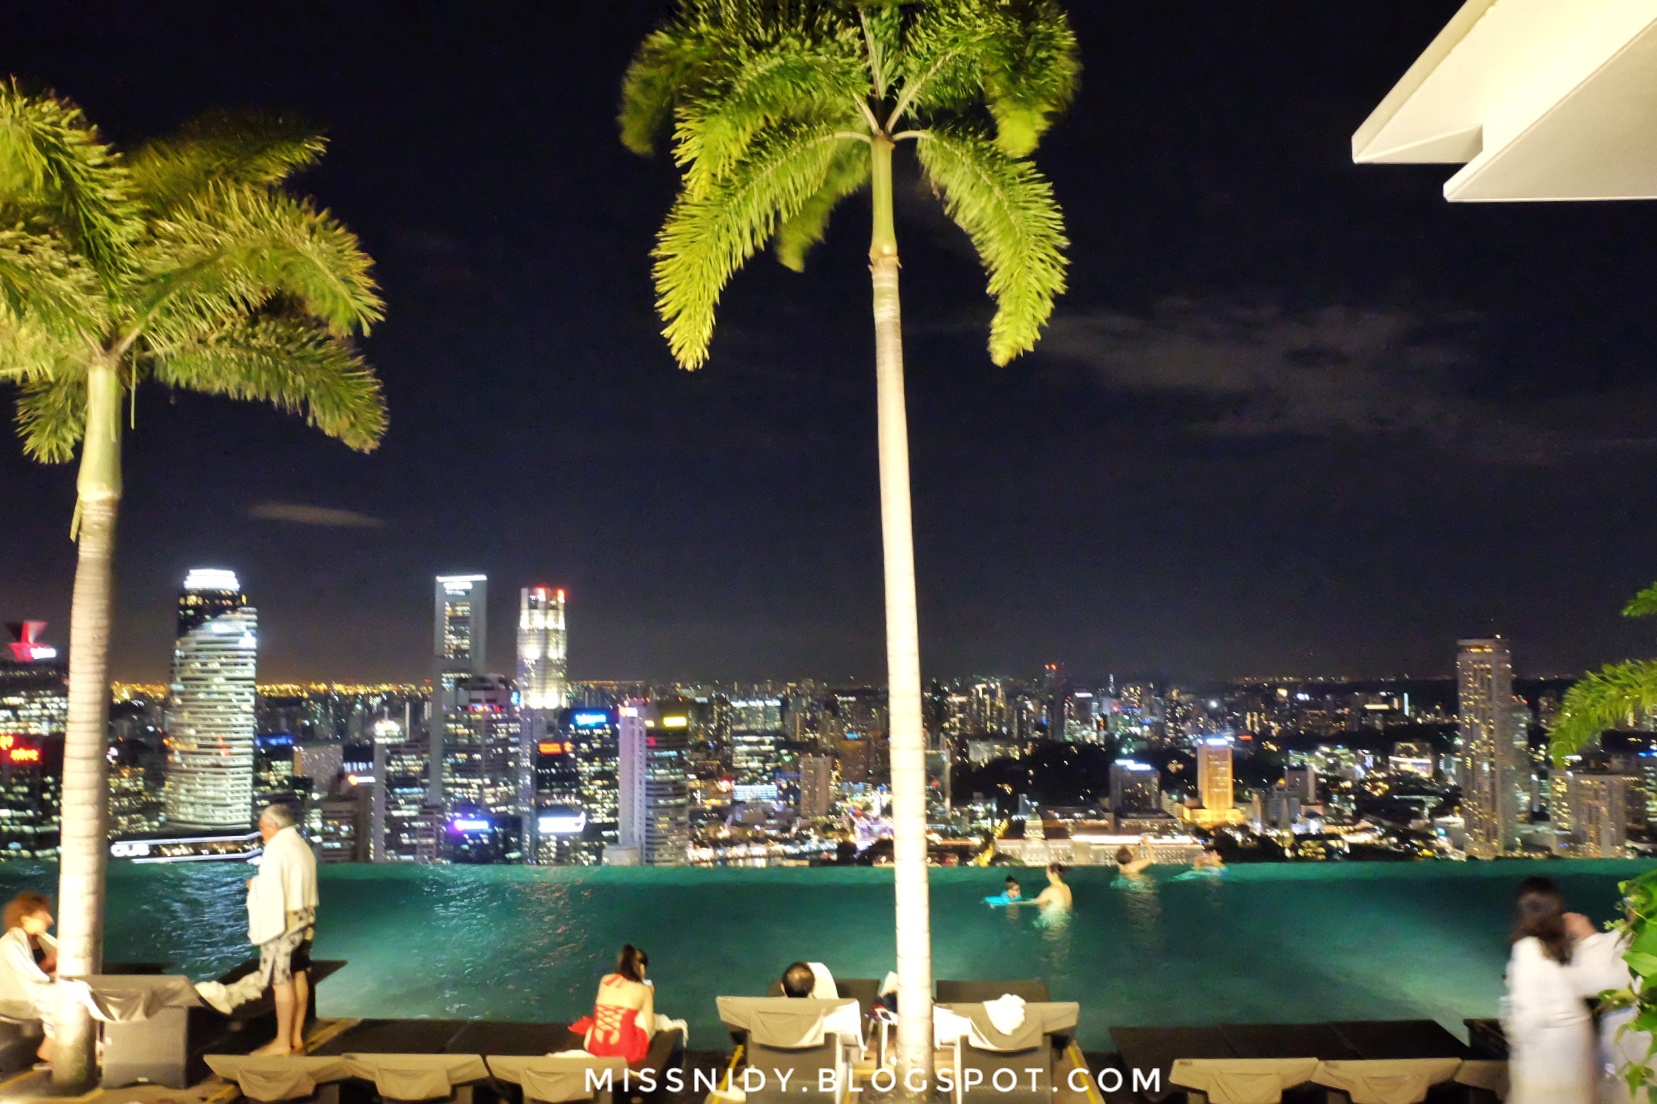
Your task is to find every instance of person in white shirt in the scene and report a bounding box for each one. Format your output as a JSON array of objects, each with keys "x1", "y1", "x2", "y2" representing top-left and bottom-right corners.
[
  {"x1": 1503, "y1": 877, "x2": 1596, "y2": 1104},
  {"x1": 0, "y1": 892, "x2": 58, "y2": 1065},
  {"x1": 246, "y1": 804, "x2": 319, "y2": 1055},
  {"x1": 1565, "y1": 908, "x2": 1649, "y2": 1104}
]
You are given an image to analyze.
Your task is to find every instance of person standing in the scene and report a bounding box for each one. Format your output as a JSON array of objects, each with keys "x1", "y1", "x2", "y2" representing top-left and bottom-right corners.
[
  {"x1": 1503, "y1": 877, "x2": 1596, "y2": 1104},
  {"x1": 245, "y1": 804, "x2": 319, "y2": 1055},
  {"x1": 1564, "y1": 908, "x2": 1648, "y2": 1104}
]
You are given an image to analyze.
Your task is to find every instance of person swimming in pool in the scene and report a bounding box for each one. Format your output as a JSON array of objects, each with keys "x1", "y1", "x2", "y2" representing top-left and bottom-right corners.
[
  {"x1": 1034, "y1": 862, "x2": 1072, "y2": 910},
  {"x1": 1004, "y1": 876, "x2": 1023, "y2": 901},
  {"x1": 1115, "y1": 845, "x2": 1153, "y2": 877}
]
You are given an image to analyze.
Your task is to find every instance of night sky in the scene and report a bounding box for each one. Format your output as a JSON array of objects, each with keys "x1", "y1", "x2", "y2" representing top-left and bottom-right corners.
[{"x1": 5, "y1": 2, "x2": 1657, "y2": 684}]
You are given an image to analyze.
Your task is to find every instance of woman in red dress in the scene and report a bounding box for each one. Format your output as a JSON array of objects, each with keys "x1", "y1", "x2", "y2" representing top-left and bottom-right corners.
[{"x1": 571, "y1": 945, "x2": 654, "y2": 1065}]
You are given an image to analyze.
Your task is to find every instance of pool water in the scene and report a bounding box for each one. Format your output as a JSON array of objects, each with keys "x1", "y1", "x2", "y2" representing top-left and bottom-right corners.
[{"x1": 0, "y1": 860, "x2": 1643, "y2": 1051}]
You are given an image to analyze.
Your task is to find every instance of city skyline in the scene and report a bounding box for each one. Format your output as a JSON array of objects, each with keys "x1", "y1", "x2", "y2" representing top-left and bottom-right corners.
[{"x1": 7, "y1": 3, "x2": 1657, "y2": 686}]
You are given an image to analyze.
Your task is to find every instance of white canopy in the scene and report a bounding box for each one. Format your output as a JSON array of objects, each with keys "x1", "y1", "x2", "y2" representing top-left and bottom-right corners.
[{"x1": 1352, "y1": 0, "x2": 1657, "y2": 201}]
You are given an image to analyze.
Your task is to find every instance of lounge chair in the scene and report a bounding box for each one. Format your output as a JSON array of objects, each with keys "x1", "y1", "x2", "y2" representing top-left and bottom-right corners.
[
  {"x1": 1453, "y1": 1060, "x2": 1508, "y2": 1104},
  {"x1": 1109, "y1": 1025, "x2": 1236, "y2": 1104},
  {"x1": 0, "y1": 1001, "x2": 45, "y2": 1076},
  {"x1": 1312, "y1": 1057, "x2": 1463, "y2": 1104},
  {"x1": 764, "y1": 976, "x2": 882, "y2": 1062},
  {"x1": 343, "y1": 1052, "x2": 489, "y2": 1104},
  {"x1": 935, "y1": 980, "x2": 1051, "y2": 1004},
  {"x1": 717, "y1": 996, "x2": 865, "y2": 1104},
  {"x1": 205, "y1": 1054, "x2": 354, "y2": 1104},
  {"x1": 81, "y1": 972, "x2": 207, "y2": 1088},
  {"x1": 488, "y1": 1054, "x2": 628, "y2": 1104},
  {"x1": 934, "y1": 1000, "x2": 1079, "y2": 1104},
  {"x1": 1166, "y1": 1057, "x2": 1319, "y2": 1104},
  {"x1": 469, "y1": 1021, "x2": 684, "y2": 1104}
]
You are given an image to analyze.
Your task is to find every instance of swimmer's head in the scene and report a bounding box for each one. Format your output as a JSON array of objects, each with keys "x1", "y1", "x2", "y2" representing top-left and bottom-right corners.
[
  {"x1": 1046, "y1": 862, "x2": 1068, "y2": 880},
  {"x1": 1115, "y1": 846, "x2": 1134, "y2": 865}
]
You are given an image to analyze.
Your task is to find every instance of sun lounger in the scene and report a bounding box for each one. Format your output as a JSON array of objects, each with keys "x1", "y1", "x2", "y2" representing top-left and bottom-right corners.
[
  {"x1": 717, "y1": 996, "x2": 864, "y2": 1104},
  {"x1": 1312, "y1": 1057, "x2": 1462, "y2": 1104},
  {"x1": 205, "y1": 1054, "x2": 354, "y2": 1104},
  {"x1": 1329, "y1": 1021, "x2": 1468, "y2": 1061},
  {"x1": 343, "y1": 1052, "x2": 488, "y2": 1104},
  {"x1": 1453, "y1": 1060, "x2": 1507, "y2": 1104},
  {"x1": 81, "y1": 972, "x2": 207, "y2": 1088},
  {"x1": 1167, "y1": 1057, "x2": 1319, "y2": 1104},
  {"x1": 934, "y1": 1000, "x2": 1079, "y2": 1104},
  {"x1": 935, "y1": 980, "x2": 1051, "y2": 1004},
  {"x1": 488, "y1": 1054, "x2": 629, "y2": 1104},
  {"x1": 313, "y1": 1019, "x2": 472, "y2": 1056},
  {"x1": 1110, "y1": 1025, "x2": 1237, "y2": 1104}
]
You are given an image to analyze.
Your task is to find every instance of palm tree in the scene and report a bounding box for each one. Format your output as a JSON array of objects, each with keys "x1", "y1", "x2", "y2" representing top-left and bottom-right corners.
[
  {"x1": 1550, "y1": 582, "x2": 1657, "y2": 763},
  {"x1": 620, "y1": 0, "x2": 1076, "y2": 1082},
  {"x1": 0, "y1": 84, "x2": 384, "y2": 1090}
]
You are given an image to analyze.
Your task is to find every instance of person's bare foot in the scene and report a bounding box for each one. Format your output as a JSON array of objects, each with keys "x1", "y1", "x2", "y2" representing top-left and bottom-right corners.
[{"x1": 251, "y1": 1040, "x2": 295, "y2": 1057}]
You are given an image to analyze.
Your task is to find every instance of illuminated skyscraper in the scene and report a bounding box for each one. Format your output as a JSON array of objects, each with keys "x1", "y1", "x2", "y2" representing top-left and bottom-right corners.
[
  {"x1": 616, "y1": 699, "x2": 689, "y2": 866},
  {"x1": 1110, "y1": 759, "x2": 1160, "y2": 814},
  {"x1": 798, "y1": 755, "x2": 834, "y2": 819},
  {"x1": 164, "y1": 569, "x2": 258, "y2": 830},
  {"x1": 517, "y1": 587, "x2": 568, "y2": 712},
  {"x1": 431, "y1": 574, "x2": 487, "y2": 805},
  {"x1": 1196, "y1": 739, "x2": 1234, "y2": 813},
  {"x1": 1458, "y1": 637, "x2": 1523, "y2": 858},
  {"x1": 1562, "y1": 771, "x2": 1634, "y2": 858}
]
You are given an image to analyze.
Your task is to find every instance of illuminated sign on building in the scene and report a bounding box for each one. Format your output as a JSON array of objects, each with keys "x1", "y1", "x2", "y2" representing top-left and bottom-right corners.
[
  {"x1": 537, "y1": 809, "x2": 587, "y2": 834},
  {"x1": 449, "y1": 817, "x2": 491, "y2": 832},
  {"x1": 572, "y1": 712, "x2": 610, "y2": 728},
  {"x1": 661, "y1": 715, "x2": 689, "y2": 729},
  {"x1": 538, "y1": 741, "x2": 569, "y2": 755}
]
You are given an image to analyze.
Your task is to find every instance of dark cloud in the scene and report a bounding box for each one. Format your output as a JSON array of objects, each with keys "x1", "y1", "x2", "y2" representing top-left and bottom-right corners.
[{"x1": 248, "y1": 503, "x2": 385, "y2": 529}]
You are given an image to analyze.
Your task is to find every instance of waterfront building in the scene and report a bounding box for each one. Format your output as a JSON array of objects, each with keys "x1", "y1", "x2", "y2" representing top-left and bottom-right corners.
[
  {"x1": 164, "y1": 569, "x2": 258, "y2": 830},
  {"x1": 1109, "y1": 759, "x2": 1160, "y2": 814},
  {"x1": 431, "y1": 574, "x2": 487, "y2": 806},
  {"x1": 616, "y1": 699, "x2": 690, "y2": 866},
  {"x1": 1457, "y1": 637, "x2": 1525, "y2": 858}
]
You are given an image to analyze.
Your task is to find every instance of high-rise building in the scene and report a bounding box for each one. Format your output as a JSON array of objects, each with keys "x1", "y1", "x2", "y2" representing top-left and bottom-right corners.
[
  {"x1": 517, "y1": 587, "x2": 568, "y2": 712},
  {"x1": 1197, "y1": 739, "x2": 1234, "y2": 813},
  {"x1": 442, "y1": 675, "x2": 524, "y2": 827},
  {"x1": 798, "y1": 755, "x2": 834, "y2": 819},
  {"x1": 164, "y1": 569, "x2": 258, "y2": 830},
  {"x1": 431, "y1": 574, "x2": 487, "y2": 806},
  {"x1": 1110, "y1": 759, "x2": 1160, "y2": 814},
  {"x1": 1284, "y1": 765, "x2": 1318, "y2": 804},
  {"x1": 566, "y1": 707, "x2": 620, "y2": 864},
  {"x1": 1458, "y1": 637, "x2": 1524, "y2": 858},
  {"x1": 1563, "y1": 771, "x2": 1635, "y2": 858},
  {"x1": 616, "y1": 699, "x2": 690, "y2": 866}
]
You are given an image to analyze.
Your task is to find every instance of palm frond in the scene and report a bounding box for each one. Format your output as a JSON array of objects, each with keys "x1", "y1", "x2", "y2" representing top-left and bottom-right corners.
[
  {"x1": 914, "y1": 125, "x2": 1067, "y2": 364},
  {"x1": 0, "y1": 81, "x2": 138, "y2": 279},
  {"x1": 13, "y1": 365, "x2": 86, "y2": 462},
  {"x1": 773, "y1": 140, "x2": 870, "y2": 271},
  {"x1": 653, "y1": 125, "x2": 850, "y2": 368},
  {"x1": 138, "y1": 184, "x2": 383, "y2": 345},
  {"x1": 0, "y1": 226, "x2": 108, "y2": 349},
  {"x1": 128, "y1": 111, "x2": 327, "y2": 213},
  {"x1": 149, "y1": 316, "x2": 385, "y2": 451},
  {"x1": 621, "y1": 27, "x2": 718, "y2": 156},
  {"x1": 1625, "y1": 582, "x2": 1657, "y2": 619},
  {"x1": 1549, "y1": 660, "x2": 1657, "y2": 764},
  {"x1": 672, "y1": 39, "x2": 867, "y2": 197}
]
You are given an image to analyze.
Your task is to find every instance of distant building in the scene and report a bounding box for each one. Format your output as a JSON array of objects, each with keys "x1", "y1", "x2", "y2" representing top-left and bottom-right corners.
[
  {"x1": 1284, "y1": 765, "x2": 1318, "y2": 804},
  {"x1": 1389, "y1": 742, "x2": 1434, "y2": 779},
  {"x1": 1197, "y1": 739, "x2": 1234, "y2": 812},
  {"x1": 317, "y1": 791, "x2": 371, "y2": 863},
  {"x1": 615, "y1": 699, "x2": 689, "y2": 866},
  {"x1": 1563, "y1": 771, "x2": 1635, "y2": 858},
  {"x1": 516, "y1": 587, "x2": 568, "y2": 712},
  {"x1": 566, "y1": 707, "x2": 620, "y2": 864},
  {"x1": 1457, "y1": 637, "x2": 1525, "y2": 858},
  {"x1": 431, "y1": 574, "x2": 487, "y2": 806},
  {"x1": 164, "y1": 569, "x2": 258, "y2": 830},
  {"x1": 442, "y1": 675, "x2": 523, "y2": 826},
  {"x1": 798, "y1": 755, "x2": 834, "y2": 819},
  {"x1": 1109, "y1": 760, "x2": 1160, "y2": 814}
]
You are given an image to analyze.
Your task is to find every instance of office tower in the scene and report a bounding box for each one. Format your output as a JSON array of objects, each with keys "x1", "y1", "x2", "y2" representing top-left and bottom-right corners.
[
  {"x1": 1284, "y1": 765, "x2": 1318, "y2": 804},
  {"x1": 1196, "y1": 739, "x2": 1234, "y2": 813},
  {"x1": 1457, "y1": 637, "x2": 1523, "y2": 858},
  {"x1": 1065, "y1": 692, "x2": 1097, "y2": 743},
  {"x1": 441, "y1": 674, "x2": 524, "y2": 858},
  {"x1": 565, "y1": 707, "x2": 620, "y2": 864},
  {"x1": 730, "y1": 730, "x2": 782, "y2": 785},
  {"x1": 293, "y1": 743, "x2": 344, "y2": 795},
  {"x1": 1110, "y1": 759, "x2": 1160, "y2": 814},
  {"x1": 517, "y1": 587, "x2": 568, "y2": 711},
  {"x1": 1266, "y1": 785, "x2": 1301, "y2": 832},
  {"x1": 616, "y1": 700, "x2": 690, "y2": 866},
  {"x1": 164, "y1": 569, "x2": 258, "y2": 830},
  {"x1": 1564, "y1": 771, "x2": 1635, "y2": 858},
  {"x1": 383, "y1": 735, "x2": 442, "y2": 862},
  {"x1": 430, "y1": 574, "x2": 487, "y2": 806},
  {"x1": 798, "y1": 755, "x2": 834, "y2": 819}
]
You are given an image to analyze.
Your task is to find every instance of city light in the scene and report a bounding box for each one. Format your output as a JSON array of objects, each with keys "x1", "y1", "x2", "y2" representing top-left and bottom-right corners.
[
  {"x1": 661, "y1": 715, "x2": 689, "y2": 729},
  {"x1": 183, "y1": 568, "x2": 240, "y2": 591},
  {"x1": 572, "y1": 712, "x2": 609, "y2": 727}
]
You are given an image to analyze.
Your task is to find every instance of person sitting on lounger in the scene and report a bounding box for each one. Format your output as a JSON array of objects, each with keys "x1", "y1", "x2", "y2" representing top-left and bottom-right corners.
[
  {"x1": 1115, "y1": 845, "x2": 1153, "y2": 877},
  {"x1": 0, "y1": 892, "x2": 57, "y2": 1065},
  {"x1": 782, "y1": 962, "x2": 819, "y2": 998},
  {"x1": 573, "y1": 945, "x2": 655, "y2": 1065},
  {"x1": 1034, "y1": 863, "x2": 1072, "y2": 909}
]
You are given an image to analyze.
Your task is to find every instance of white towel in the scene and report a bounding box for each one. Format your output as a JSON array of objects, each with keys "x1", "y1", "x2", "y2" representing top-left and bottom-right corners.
[
  {"x1": 879, "y1": 971, "x2": 899, "y2": 996},
  {"x1": 983, "y1": 994, "x2": 1027, "y2": 1036},
  {"x1": 807, "y1": 962, "x2": 838, "y2": 999}
]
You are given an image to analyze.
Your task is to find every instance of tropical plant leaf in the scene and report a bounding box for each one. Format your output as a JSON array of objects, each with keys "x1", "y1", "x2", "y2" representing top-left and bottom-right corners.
[
  {"x1": 1549, "y1": 659, "x2": 1657, "y2": 764},
  {"x1": 0, "y1": 80, "x2": 138, "y2": 279},
  {"x1": 773, "y1": 140, "x2": 870, "y2": 271},
  {"x1": 1625, "y1": 582, "x2": 1657, "y2": 620},
  {"x1": 148, "y1": 316, "x2": 385, "y2": 451},
  {"x1": 13, "y1": 366, "x2": 86, "y2": 463},
  {"x1": 652, "y1": 125, "x2": 852, "y2": 368},
  {"x1": 914, "y1": 124, "x2": 1068, "y2": 364},
  {"x1": 128, "y1": 110, "x2": 327, "y2": 213},
  {"x1": 0, "y1": 226, "x2": 108, "y2": 348}
]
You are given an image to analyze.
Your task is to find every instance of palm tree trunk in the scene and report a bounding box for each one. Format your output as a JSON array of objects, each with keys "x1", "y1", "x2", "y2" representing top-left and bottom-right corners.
[
  {"x1": 869, "y1": 134, "x2": 932, "y2": 1088},
  {"x1": 52, "y1": 359, "x2": 122, "y2": 1093}
]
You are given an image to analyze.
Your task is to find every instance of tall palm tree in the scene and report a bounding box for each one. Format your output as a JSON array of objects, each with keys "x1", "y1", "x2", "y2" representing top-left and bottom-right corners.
[
  {"x1": 620, "y1": 0, "x2": 1076, "y2": 1082},
  {"x1": 0, "y1": 84, "x2": 384, "y2": 1090},
  {"x1": 1550, "y1": 581, "x2": 1657, "y2": 763}
]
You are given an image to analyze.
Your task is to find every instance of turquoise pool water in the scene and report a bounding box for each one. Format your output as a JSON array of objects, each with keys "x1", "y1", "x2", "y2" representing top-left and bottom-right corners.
[{"x1": 0, "y1": 861, "x2": 1645, "y2": 1051}]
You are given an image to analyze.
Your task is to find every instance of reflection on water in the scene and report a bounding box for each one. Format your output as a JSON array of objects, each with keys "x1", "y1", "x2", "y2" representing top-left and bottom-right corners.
[{"x1": 0, "y1": 859, "x2": 1644, "y2": 1050}]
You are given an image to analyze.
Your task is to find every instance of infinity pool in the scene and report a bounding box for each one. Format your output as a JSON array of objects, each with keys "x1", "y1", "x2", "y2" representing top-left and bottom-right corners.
[{"x1": 0, "y1": 860, "x2": 1643, "y2": 1051}]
